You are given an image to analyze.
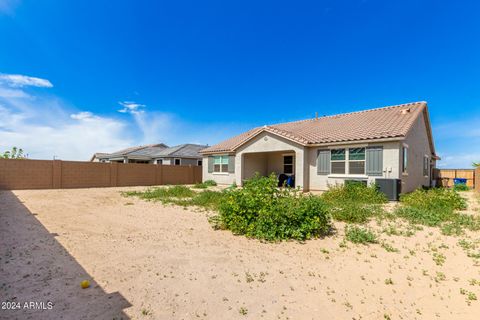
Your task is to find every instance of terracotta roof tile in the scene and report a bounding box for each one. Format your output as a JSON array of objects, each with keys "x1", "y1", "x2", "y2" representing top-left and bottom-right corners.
[{"x1": 201, "y1": 102, "x2": 426, "y2": 154}]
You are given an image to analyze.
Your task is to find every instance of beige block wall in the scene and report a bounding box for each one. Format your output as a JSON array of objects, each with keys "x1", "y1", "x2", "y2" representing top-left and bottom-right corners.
[
  {"x1": 401, "y1": 111, "x2": 433, "y2": 193},
  {"x1": 307, "y1": 141, "x2": 401, "y2": 191},
  {"x1": 0, "y1": 159, "x2": 202, "y2": 190}
]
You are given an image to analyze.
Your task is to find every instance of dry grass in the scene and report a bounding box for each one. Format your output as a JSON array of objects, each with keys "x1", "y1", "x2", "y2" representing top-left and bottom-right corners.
[{"x1": 2, "y1": 188, "x2": 480, "y2": 319}]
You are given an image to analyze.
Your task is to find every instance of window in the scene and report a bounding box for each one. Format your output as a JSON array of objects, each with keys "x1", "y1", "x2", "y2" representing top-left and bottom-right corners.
[
  {"x1": 214, "y1": 155, "x2": 229, "y2": 173},
  {"x1": 174, "y1": 158, "x2": 181, "y2": 166},
  {"x1": 348, "y1": 148, "x2": 365, "y2": 175},
  {"x1": 157, "y1": 159, "x2": 163, "y2": 165},
  {"x1": 423, "y1": 156, "x2": 429, "y2": 176},
  {"x1": 197, "y1": 160, "x2": 202, "y2": 166},
  {"x1": 331, "y1": 149, "x2": 346, "y2": 174},
  {"x1": 402, "y1": 146, "x2": 408, "y2": 173},
  {"x1": 283, "y1": 155, "x2": 294, "y2": 174}
]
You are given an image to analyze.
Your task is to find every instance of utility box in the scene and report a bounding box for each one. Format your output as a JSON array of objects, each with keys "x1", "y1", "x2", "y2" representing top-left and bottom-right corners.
[{"x1": 375, "y1": 178, "x2": 402, "y2": 201}]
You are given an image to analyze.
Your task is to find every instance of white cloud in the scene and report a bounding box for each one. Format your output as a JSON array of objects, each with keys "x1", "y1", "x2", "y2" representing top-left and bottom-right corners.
[
  {"x1": 0, "y1": 87, "x2": 30, "y2": 98},
  {"x1": 118, "y1": 101, "x2": 145, "y2": 114},
  {"x1": 0, "y1": 72, "x2": 246, "y2": 160},
  {"x1": 0, "y1": 74, "x2": 134, "y2": 160},
  {"x1": 0, "y1": 73, "x2": 53, "y2": 88}
]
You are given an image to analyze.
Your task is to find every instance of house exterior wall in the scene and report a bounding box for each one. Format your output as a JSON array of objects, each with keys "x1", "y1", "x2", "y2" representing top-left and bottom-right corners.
[
  {"x1": 203, "y1": 132, "x2": 306, "y2": 188},
  {"x1": 401, "y1": 111, "x2": 433, "y2": 193},
  {"x1": 203, "y1": 120, "x2": 433, "y2": 193},
  {"x1": 307, "y1": 141, "x2": 401, "y2": 191},
  {"x1": 202, "y1": 155, "x2": 236, "y2": 184},
  {"x1": 243, "y1": 153, "x2": 268, "y2": 179}
]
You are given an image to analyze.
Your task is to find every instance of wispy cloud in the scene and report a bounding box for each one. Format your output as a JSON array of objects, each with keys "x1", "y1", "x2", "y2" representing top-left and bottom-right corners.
[
  {"x1": 0, "y1": 72, "x2": 244, "y2": 160},
  {"x1": 0, "y1": 73, "x2": 133, "y2": 160},
  {"x1": 0, "y1": 73, "x2": 53, "y2": 88},
  {"x1": 117, "y1": 101, "x2": 145, "y2": 114}
]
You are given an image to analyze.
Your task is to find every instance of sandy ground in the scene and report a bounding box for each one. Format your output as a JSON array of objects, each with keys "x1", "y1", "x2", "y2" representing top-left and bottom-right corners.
[{"x1": 1, "y1": 187, "x2": 480, "y2": 320}]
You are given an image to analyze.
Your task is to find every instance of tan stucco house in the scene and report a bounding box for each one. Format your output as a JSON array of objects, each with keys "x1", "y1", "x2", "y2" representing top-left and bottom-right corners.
[{"x1": 200, "y1": 102, "x2": 438, "y2": 193}]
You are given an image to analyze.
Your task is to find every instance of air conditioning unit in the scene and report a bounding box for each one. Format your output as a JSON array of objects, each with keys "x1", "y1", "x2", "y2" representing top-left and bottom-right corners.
[{"x1": 375, "y1": 178, "x2": 401, "y2": 201}]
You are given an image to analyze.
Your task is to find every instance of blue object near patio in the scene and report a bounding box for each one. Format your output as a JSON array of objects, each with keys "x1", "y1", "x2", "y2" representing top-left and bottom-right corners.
[{"x1": 453, "y1": 178, "x2": 467, "y2": 185}]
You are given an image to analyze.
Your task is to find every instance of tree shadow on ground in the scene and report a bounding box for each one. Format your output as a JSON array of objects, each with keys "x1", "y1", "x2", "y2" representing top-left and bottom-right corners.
[{"x1": 0, "y1": 191, "x2": 131, "y2": 320}]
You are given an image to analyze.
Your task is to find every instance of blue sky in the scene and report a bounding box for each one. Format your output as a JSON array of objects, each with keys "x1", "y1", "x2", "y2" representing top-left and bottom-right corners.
[{"x1": 0, "y1": 0, "x2": 479, "y2": 167}]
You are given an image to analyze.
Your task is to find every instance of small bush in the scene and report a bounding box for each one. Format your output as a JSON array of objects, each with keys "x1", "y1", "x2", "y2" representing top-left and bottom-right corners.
[
  {"x1": 400, "y1": 188, "x2": 467, "y2": 212},
  {"x1": 322, "y1": 183, "x2": 388, "y2": 204},
  {"x1": 344, "y1": 225, "x2": 377, "y2": 244},
  {"x1": 454, "y1": 184, "x2": 470, "y2": 191},
  {"x1": 395, "y1": 188, "x2": 472, "y2": 231},
  {"x1": 321, "y1": 183, "x2": 387, "y2": 223},
  {"x1": 217, "y1": 174, "x2": 331, "y2": 241}
]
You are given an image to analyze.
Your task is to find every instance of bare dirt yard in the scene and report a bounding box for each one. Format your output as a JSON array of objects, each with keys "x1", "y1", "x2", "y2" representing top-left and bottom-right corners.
[{"x1": 1, "y1": 187, "x2": 480, "y2": 320}]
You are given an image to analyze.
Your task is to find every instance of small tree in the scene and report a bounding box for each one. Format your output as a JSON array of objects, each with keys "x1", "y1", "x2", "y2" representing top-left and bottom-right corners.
[
  {"x1": 2, "y1": 147, "x2": 27, "y2": 159},
  {"x1": 473, "y1": 162, "x2": 479, "y2": 168}
]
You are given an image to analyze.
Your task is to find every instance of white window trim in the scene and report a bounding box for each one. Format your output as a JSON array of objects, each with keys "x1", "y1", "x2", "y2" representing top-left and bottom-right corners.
[
  {"x1": 213, "y1": 155, "x2": 229, "y2": 173},
  {"x1": 174, "y1": 158, "x2": 181, "y2": 166}
]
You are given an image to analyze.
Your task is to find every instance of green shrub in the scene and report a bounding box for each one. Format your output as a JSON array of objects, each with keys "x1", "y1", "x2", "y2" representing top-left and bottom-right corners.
[
  {"x1": 321, "y1": 183, "x2": 387, "y2": 223},
  {"x1": 395, "y1": 188, "x2": 476, "y2": 233},
  {"x1": 217, "y1": 173, "x2": 331, "y2": 241},
  {"x1": 453, "y1": 184, "x2": 470, "y2": 191},
  {"x1": 344, "y1": 225, "x2": 377, "y2": 244},
  {"x1": 322, "y1": 183, "x2": 388, "y2": 204},
  {"x1": 400, "y1": 188, "x2": 467, "y2": 211},
  {"x1": 328, "y1": 202, "x2": 385, "y2": 224}
]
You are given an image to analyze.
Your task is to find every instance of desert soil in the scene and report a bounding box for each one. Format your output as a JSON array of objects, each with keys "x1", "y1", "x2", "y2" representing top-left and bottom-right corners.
[{"x1": 1, "y1": 187, "x2": 480, "y2": 320}]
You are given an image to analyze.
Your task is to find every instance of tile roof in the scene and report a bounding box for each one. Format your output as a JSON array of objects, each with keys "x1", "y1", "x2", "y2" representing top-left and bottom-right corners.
[
  {"x1": 152, "y1": 144, "x2": 208, "y2": 158},
  {"x1": 201, "y1": 102, "x2": 429, "y2": 154}
]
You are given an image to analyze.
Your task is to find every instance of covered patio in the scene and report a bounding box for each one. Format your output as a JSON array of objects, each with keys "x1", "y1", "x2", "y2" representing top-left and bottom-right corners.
[{"x1": 241, "y1": 150, "x2": 298, "y2": 186}]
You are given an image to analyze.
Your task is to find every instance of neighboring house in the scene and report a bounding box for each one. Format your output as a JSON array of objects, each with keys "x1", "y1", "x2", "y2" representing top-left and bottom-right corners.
[
  {"x1": 200, "y1": 102, "x2": 439, "y2": 193},
  {"x1": 91, "y1": 143, "x2": 206, "y2": 166},
  {"x1": 151, "y1": 144, "x2": 207, "y2": 166}
]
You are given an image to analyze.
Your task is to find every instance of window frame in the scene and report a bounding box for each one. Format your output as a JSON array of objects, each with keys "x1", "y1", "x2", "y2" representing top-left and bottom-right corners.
[
  {"x1": 330, "y1": 148, "x2": 346, "y2": 174},
  {"x1": 174, "y1": 158, "x2": 181, "y2": 166},
  {"x1": 197, "y1": 159, "x2": 202, "y2": 166},
  {"x1": 213, "y1": 155, "x2": 229, "y2": 173},
  {"x1": 157, "y1": 159, "x2": 163, "y2": 165},
  {"x1": 402, "y1": 146, "x2": 408, "y2": 174},
  {"x1": 348, "y1": 147, "x2": 366, "y2": 175},
  {"x1": 283, "y1": 155, "x2": 294, "y2": 175},
  {"x1": 423, "y1": 155, "x2": 429, "y2": 177}
]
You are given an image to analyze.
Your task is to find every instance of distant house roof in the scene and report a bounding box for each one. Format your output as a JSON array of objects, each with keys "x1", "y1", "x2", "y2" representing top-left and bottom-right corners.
[
  {"x1": 95, "y1": 143, "x2": 169, "y2": 160},
  {"x1": 201, "y1": 102, "x2": 436, "y2": 155},
  {"x1": 89, "y1": 152, "x2": 109, "y2": 161},
  {"x1": 91, "y1": 143, "x2": 207, "y2": 161},
  {"x1": 152, "y1": 144, "x2": 208, "y2": 159}
]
